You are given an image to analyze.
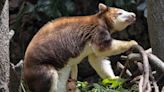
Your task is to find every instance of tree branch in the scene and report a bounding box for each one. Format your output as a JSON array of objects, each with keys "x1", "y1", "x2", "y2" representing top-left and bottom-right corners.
[
  {"x1": 121, "y1": 48, "x2": 164, "y2": 72},
  {"x1": 121, "y1": 46, "x2": 161, "y2": 92},
  {"x1": 131, "y1": 45, "x2": 150, "y2": 92},
  {"x1": 117, "y1": 62, "x2": 132, "y2": 77}
]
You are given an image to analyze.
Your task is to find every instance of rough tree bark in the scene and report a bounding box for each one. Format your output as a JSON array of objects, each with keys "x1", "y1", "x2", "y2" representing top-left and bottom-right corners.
[
  {"x1": 1, "y1": 0, "x2": 20, "y2": 92},
  {"x1": 0, "y1": 0, "x2": 10, "y2": 92},
  {"x1": 147, "y1": 0, "x2": 164, "y2": 61},
  {"x1": 147, "y1": 0, "x2": 164, "y2": 89}
]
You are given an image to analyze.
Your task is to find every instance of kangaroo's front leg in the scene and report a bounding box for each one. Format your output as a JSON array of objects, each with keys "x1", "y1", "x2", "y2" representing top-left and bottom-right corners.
[
  {"x1": 71, "y1": 65, "x2": 78, "y2": 80},
  {"x1": 92, "y1": 39, "x2": 138, "y2": 57},
  {"x1": 88, "y1": 54, "x2": 116, "y2": 79},
  {"x1": 89, "y1": 39, "x2": 137, "y2": 79}
]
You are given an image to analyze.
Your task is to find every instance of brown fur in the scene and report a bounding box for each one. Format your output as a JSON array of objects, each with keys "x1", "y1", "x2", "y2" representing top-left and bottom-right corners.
[{"x1": 24, "y1": 7, "x2": 120, "y2": 92}]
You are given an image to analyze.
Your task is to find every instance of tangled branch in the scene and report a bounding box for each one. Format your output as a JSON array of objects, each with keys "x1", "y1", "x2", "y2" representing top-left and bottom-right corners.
[{"x1": 120, "y1": 45, "x2": 164, "y2": 92}]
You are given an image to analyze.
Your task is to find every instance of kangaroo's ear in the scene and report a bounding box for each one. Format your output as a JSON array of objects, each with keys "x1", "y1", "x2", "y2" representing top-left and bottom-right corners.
[{"x1": 99, "y1": 3, "x2": 108, "y2": 12}]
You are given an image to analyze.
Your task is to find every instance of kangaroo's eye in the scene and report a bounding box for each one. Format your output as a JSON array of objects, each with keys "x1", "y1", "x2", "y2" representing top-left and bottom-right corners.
[{"x1": 117, "y1": 13, "x2": 122, "y2": 15}]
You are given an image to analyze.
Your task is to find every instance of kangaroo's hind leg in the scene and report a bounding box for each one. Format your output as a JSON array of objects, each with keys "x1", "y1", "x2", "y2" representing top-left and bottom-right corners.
[{"x1": 24, "y1": 64, "x2": 58, "y2": 92}]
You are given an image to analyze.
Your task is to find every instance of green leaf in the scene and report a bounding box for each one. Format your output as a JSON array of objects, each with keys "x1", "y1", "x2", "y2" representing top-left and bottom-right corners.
[
  {"x1": 77, "y1": 81, "x2": 88, "y2": 88},
  {"x1": 102, "y1": 79, "x2": 111, "y2": 86},
  {"x1": 102, "y1": 78, "x2": 125, "y2": 88}
]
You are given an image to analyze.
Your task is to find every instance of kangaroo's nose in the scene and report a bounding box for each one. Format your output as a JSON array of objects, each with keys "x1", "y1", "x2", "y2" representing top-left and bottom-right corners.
[
  {"x1": 130, "y1": 13, "x2": 136, "y2": 18},
  {"x1": 126, "y1": 13, "x2": 136, "y2": 24}
]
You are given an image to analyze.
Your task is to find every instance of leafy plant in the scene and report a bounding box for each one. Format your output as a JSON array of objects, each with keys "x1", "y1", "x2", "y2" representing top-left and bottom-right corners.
[
  {"x1": 102, "y1": 78, "x2": 124, "y2": 88},
  {"x1": 77, "y1": 78, "x2": 138, "y2": 92}
]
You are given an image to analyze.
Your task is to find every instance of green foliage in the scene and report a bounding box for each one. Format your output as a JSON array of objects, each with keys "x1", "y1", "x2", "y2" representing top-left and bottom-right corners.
[
  {"x1": 31, "y1": 0, "x2": 75, "y2": 18},
  {"x1": 102, "y1": 78, "x2": 124, "y2": 88},
  {"x1": 11, "y1": 0, "x2": 75, "y2": 30},
  {"x1": 104, "y1": 0, "x2": 137, "y2": 11},
  {"x1": 77, "y1": 78, "x2": 138, "y2": 92},
  {"x1": 77, "y1": 81, "x2": 89, "y2": 88}
]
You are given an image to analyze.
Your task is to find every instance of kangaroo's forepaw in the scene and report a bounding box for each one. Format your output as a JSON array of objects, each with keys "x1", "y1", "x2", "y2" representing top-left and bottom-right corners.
[
  {"x1": 130, "y1": 40, "x2": 138, "y2": 46},
  {"x1": 110, "y1": 76, "x2": 120, "y2": 79}
]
